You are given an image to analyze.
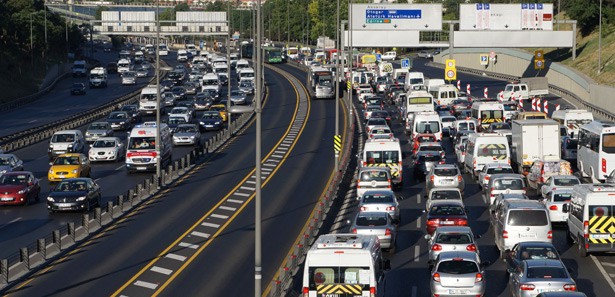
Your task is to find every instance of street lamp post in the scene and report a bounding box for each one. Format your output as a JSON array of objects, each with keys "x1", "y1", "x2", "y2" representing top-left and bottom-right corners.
[
  {"x1": 155, "y1": 0, "x2": 162, "y2": 182},
  {"x1": 255, "y1": 0, "x2": 263, "y2": 296},
  {"x1": 227, "y1": 0, "x2": 232, "y2": 136},
  {"x1": 334, "y1": 0, "x2": 340, "y2": 173},
  {"x1": 598, "y1": 0, "x2": 602, "y2": 74}
]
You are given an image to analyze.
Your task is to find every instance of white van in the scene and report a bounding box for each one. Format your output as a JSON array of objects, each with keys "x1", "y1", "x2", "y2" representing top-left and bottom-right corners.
[
  {"x1": 177, "y1": 50, "x2": 189, "y2": 62},
  {"x1": 238, "y1": 67, "x2": 255, "y2": 82},
  {"x1": 464, "y1": 133, "x2": 510, "y2": 177},
  {"x1": 412, "y1": 111, "x2": 442, "y2": 141},
  {"x1": 302, "y1": 234, "x2": 389, "y2": 297},
  {"x1": 48, "y1": 130, "x2": 86, "y2": 159},
  {"x1": 425, "y1": 79, "x2": 445, "y2": 94},
  {"x1": 89, "y1": 67, "x2": 108, "y2": 88},
  {"x1": 551, "y1": 109, "x2": 594, "y2": 138},
  {"x1": 493, "y1": 199, "x2": 552, "y2": 256},
  {"x1": 117, "y1": 59, "x2": 132, "y2": 74},
  {"x1": 139, "y1": 85, "x2": 163, "y2": 115},
  {"x1": 567, "y1": 184, "x2": 615, "y2": 256},
  {"x1": 201, "y1": 73, "x2": 221, "y2": 93},
  {"x1": 404, "y1": 72, "x2": 425, "y2": 91},
  {"x1": 125, "y1": 122, "x2": 172, "y2": 173},
  {"x1": 432, "y1": 84, "x2": 458, "y2": 106},
  {"x1": 362, "y1": 138, "x2": 403, "y2": 187},
  {"x1": 236, "y1": 59, "x2": 250, "y2": 72}
]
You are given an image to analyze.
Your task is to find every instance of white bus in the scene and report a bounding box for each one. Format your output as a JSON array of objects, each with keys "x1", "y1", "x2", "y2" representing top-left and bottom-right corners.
[
  {"x1": 158, "y1": 44, "x2": 169, "y2": 56},
  {"x1": 125, "y1": 122, "x2": 172, "y2": 173},
  {"x1": 302, "y1": 234, "x2": 389, "y2": 297},
  {"x1": 362, "y1": 138, "x2": 403, "y2": 187},
  {"x1": 578, "y1": 121, "x2": 615, "y2": 182},
  {"x1": 551, "y1": 109, "x2": 594, "y2": 138},
  {"x1": 471, "y1": 102, "x2": 505, "y2": 131},
  {"x1": 412, "y1": 111, "x2": 442, "y2": 141},
  {"x1": 403, "y1": 91, "x2": 434, "y2": 133}
]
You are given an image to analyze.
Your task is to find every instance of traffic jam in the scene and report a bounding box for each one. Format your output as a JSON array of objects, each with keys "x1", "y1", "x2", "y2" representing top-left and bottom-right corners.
[{"x1": 299, "y1": 50, "x2": 610, "y2": 297}]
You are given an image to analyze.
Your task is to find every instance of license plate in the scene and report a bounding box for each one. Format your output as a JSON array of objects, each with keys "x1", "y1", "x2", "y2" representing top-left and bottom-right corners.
[
  {"x1": 56, "y1": 203, "x2": 71, "y2": 207},
  {"x1": 519, "y1": 233, "x2": 536, "y2": 238},
  {"x1": 538, "y1": 289, "x2": 559, "y2": 293},
  {"x1": 443, "y1": 179, "x2": 454, "y2": 184},
  {"x1": 449, "y1": 289, "x2": 468, "y2": 294},
  {"x1": 1, "y1": 197, "x2": 13, "y2": 201},
  {"x1": 591, "y1": 234, "x2": 611, "y2": 239},
  {"x1": 441, "y1": 221, "x2": 455, "y2": 225},
  {"x1": 137, "y1": 167, "x2": 147, "y2": 170}
]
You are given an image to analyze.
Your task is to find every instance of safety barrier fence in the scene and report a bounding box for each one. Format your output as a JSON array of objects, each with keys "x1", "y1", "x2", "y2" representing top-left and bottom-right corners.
[
  {"x1": 0, "y1": 83, "x2": 264, "y2": 294},
  {"x1": 265, "y1": 60, "x2": 357, "y2": 297}
]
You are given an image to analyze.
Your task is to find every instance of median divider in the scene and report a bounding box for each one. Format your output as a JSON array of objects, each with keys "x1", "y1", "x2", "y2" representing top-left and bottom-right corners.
[{"x1": 0, "y1": 87, "x2": 263, "y2": 293}]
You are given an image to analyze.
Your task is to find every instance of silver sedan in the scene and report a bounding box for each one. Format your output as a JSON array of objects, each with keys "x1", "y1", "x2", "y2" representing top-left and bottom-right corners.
[
  {"x1": 349, "y1": 212, "x2": 397, "y2": 251},
  {"x1": 426, "y1": 164, "x2": 465, "y2": 193},
  {"x1": 509, "y1": 259, "x2": 577, "y2": 297},
  {"x1": 430, "y1": 251, "x2": 486, "y2": 297},
  {"x1": 425, "y1": 226, "x2": 479, "y2": 263},
  {"x1": 358, "y1": 190, "x2": 401, "y2": 221}
]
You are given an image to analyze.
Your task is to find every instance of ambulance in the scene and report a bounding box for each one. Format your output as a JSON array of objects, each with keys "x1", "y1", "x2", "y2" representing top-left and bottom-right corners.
[
  {"x1": 567, "y1": 184, "x2": 615, "y2": 256},
  {"x1": 125, "y1": 122, "x2": 173, "y2": 174},
  {"x1": 361, "y1": 138, "x2": 403, "y2": 187}
]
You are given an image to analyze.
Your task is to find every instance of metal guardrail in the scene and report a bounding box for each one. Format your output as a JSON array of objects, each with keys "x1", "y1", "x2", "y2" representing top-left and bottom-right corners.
[{"x1": 0, "y1": 64, "x2": 70, "y2": 113}]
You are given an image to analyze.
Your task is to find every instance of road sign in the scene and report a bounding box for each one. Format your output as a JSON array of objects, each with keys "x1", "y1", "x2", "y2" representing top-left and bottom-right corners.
[
  {"x1": 534, "y1": 50, "x2": 544, "y2": 60},
  {"x1": 351, "y1": 4, "x2": 443, "y2": 31},
  {"x1": 401, "y1": 58, "x2": 410, "y2": 69},
  {"x1": 347, "y1": 81, "x2": 351, "y2": 91},
  {"x1": 445, "y1": 69, "x2": 457, "y2": 81},
  {"x1": 446, "y1": 59, "x2": 456, "y2": 68},
  {"x1": 534, "y1": 59, "x2": 544, "y2": 70},
  {"x1": 480, "y1": 54, "x2": 489, "y2": 66},
  {"x1": 376, "y1": 53, "x2": 382, "y2": 62},
  {"x1": 334, "y1": 135, "x2": 342, "y2": 153}
]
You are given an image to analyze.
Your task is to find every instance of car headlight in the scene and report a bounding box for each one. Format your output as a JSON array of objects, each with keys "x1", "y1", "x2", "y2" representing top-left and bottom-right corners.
[
  {"x1": 199, "y1": 122, "x2": 204, "y2": 125},
  {"x1": 18, "y1": 189, "x2": 27, "y2": 194},
  {"x1": 68, "y1": 144, "x2": 74, "y2": 148},
  {"x1": 72, "y1": 169, "x2": 78, "y2": 174},
  {"x1": 49, "y1": 144, "x2": 54, "y2": 149},
  {"x1": 108, "y1": 151, "x2": 115, "y2": 155},
  {"x1": 76, "y1": 196, "x2": 86, "y2": 201},
  {"x1": 120, "y1": 121, "x2": 126, "y2": 125},
  {"x1": 49, "y1": 169, "x2": 53, "y2": 174},
  {"x1": 0, "y1": 170, "x2": 6, "y2": 174},
  {"x1": 85, "y1": 132, "x2": 91, "y2": 136},
  {"x1": 215, "y1": 122, "x2": 221, "y2": 125},
  {"x1": 47, "y1": 197, "x2": 55, "y2": 202},
  {"x1": 189, "y1": 135, "x2": 195, "y2": 139}
]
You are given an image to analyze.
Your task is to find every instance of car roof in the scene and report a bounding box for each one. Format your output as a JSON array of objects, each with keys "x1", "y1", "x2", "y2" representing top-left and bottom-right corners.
[
  {"x1": 416, "y1": 151, "x2": 442, "y2": 156},
  {"x1": 517, "y1": 241, "x2": 557, "y2": 248},
  {"x1": 56, "y1": 153, "x2": 82, "y2": 157},
  {"x1": 550, "y1": 189, "x2": 573, "y2": 195},
  {"x1": 433, "y1": 164, "x2": 457, "y2": 169},
  {"x1": 429, "y1": 187, "x2": 461, "y2": 193},
  {"x1": 419, "y1": 142, "x2": 442, "y2": 147},
  {"x1": 59, "y1": 177, "x2": 92, "y2": 182},
  {"x1": 433, "y1": 226, "x2": 473, "y2": 234},
  {"x1": 1, "y1": 171, "x2": 31, "y2": 176},
  {"x1": 94, "y1": 137, "x2": 119, "y2": 141},
  {"x1": 549, "y1": 175, "x2": 579, "y2": 180},
  {"x1": 490, "y1": 173, "x2": 524, "y2": 179},
  {"x1": 362, "y1": 190, "x2": 395, "y2": 195},
  {"x1": 437, "y1": 251, "x2": 479, "y2": 262},
  {"x1": 523, "y1": 259, "x2": 565, "y2": 268},
  {"x1": 484, "y1": 163, "x2": 512, "y2": 168},
  {"x1": 430, "y1": 200, "x2": 464, "y2": 207},
  {"x1": 496, "y1": 193, "x2": 528, "y2": 199},
  {"x1": 356, "y1": 211, "x2": 389, "y2": 218}
]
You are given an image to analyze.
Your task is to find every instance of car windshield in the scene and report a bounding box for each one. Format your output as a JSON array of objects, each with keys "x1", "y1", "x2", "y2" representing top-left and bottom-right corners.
[
  {"x1": 211, "y1": 106, "x2": 225, "y2": 112},
  {"x1": 168, "y1": 118, "x2": 187, "y2": 124},
  {"x1": 519, "y1": 247, "x2": 559, "y2": 260},
  {"x1": 437, "y1": 260, "x2": 479, "y2": 274},
  {"x1": 360, "y1": 170, "x2": 389, "y2": 182},
  {"x1": 171, "y1": 109, "x2": 188, "y2": 114},
  {"x1": 418, "y1": 154, "x2": 442, "y2": 162},
  {"x1": 128, "y1": 137, "x2": 155, "y2": 149},
  {"x1": 121, "y1": 106, "x2": 137, "y2": 112},
  {"x1": 356, "y1": 215, "x2": 388, "y2": 226},
  {"x1": 51, "y1": 134, "x2": 75, "y2": 143},
  {"x1": 416, "y1": 121, "x2": 441, "y2": 133},
  {"x1": 123, "y1": 72, "x2": 135, "y2": 77},
  {"x1": 53, "y1": 156, "x2": 80, "y2": 165},
  {"x1": 0, "y1": 157, "x2": 12, "y2": 165},
  {"x1": 436, "y1": 233, "x2": 472, "y2": 244},
  {"x1": 56, "y1": 180, "x2": 88, "y2": 192},
  {"x1": 508, "y1": 210, "x2": 548, "y2": 226},
  {"x1": 526, "y1": 267, "x2": 568, "y2": 279},
  {"x1": 0, "y1": 175, "x2": 27, "y2": 185},
  {"x1": 176, "y1": 126, "x2": 197, "y2": 133},
  {"x1": 430, "y1": 205, "x2": 465, "y2": 215},
  {"x1": 490, "y1": 123, "x2": 511, "y2": 130},
  {"x1": 434, "y1": 168, "x2": 458, "y2": 176},
  {"x1": 365, "y1": 151, "x2": 399, "y2": 164},
  {"x1": 108, "y1": 113, "x2": 126, "y2": 119},
  {"x1": 553, "y1": 193, "x2": 572, "y2": 202},
  {"x1": 367, "y1": 118, "x2": 387, "y2": 125},
  {"x1": 487, "y1": 167, "x2": 514, "y2": 174},
  {"x1": 477, "y1": 144, "x2": 508, "y2": 158},
  {"x1": 420, "y1": 146, "x2": 442, "y2": 152},
  {"x1": 93, "y1": 140, "x2": 116, "y2": 148},
  {"x1": 432, "y1": 190, "x2": 462, "y2": 200},
  {"x1": 72, "y1": 83, "x2": 83, "y2": 88},
  {"x1": 553, "y1": 178, "x2": 580, "y2": 186},
  {"x1": 362, "y1": 194, "x2": 394, "y2": 204},
  {"x1": 202, "y1": 113, "x2": 220, "y2": 120},
  {"x1": 493, "y1": 178, "x2": 524, "y2": 190}
]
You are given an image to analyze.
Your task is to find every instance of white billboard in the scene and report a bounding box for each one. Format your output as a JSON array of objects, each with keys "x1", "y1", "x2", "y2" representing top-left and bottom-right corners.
[
  {"x1": 460, "y1": 3, "x2": 553, "y2": 31},
  {"x1": 453, "y1": 31, "x2": 573, "y2": 48},
  {"x1": 350, "y1": 3, "x2": 442, "y2": 31}
]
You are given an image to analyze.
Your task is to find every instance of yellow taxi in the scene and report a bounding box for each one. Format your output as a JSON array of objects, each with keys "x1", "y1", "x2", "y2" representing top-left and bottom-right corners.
[
  {"x1": 48, "y1": 153, "x2": 91, "y2": 182},
  {"x1": 210, "y1": 104, "x2": 228, "y2": 121}
]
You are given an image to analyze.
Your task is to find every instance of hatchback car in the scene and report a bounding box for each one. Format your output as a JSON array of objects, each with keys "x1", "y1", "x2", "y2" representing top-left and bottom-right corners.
[
  {"x1": 426, "y1": 164, "x2": 464, "y2": 193},
  {"x1": 415, "y1": 142, "x2": 445, "y2": 159},
  {"x1": 370, "y1": 110, "x2": 392, "y2": 127},
  {"x1": 356, "y1": 167, "x2": 392, "y2": 198},
  {"x1": 238, "y1": 80, "x2": 255, "y2": 95},
  {"x1": 504, "y1": 241, "x2": 561, "y2": 273},
  {"x1": 88, "y1": 137, "x2": 125, "y2": 162},
  {"x1": 70, "y1": 83, "x2": 86, "y2": 95},
  {"x1": 430, "y1": 251, "x2": 486, "y2": 297},
  {"x1": 358, "y1": 190, "x2": 401, "y2": 221},
  {"x1": 365, "y1": 117, "x2": 388, "y2": 134},
  {"x1": 414, "y1": 152, "x2": 445, "y2": 178},
  {"x1": 367, "y1": 125, "x2": 394, "y2": 140},
  {"x1": 172, "y1": 124, "x2": 201, "y2": 146},
  {"x1": 106, "y1": 111, "x2": 132, "y2": 131},
  {"x1": 85, "y1": 122, "x2": 113, "y2": 143},
  {"x1": 0, "y1": 171, "x2": 40, "y2": 206},
  {"x1": 48, "y1": 153, "x2": 91, "y2": 182},
  {"x1": 121, "y1": 71, "x2": 137, "y2": 85},
  {"x1": 411, "y1": 134, "x2": 438, "y2": 155},
  {"x1": 509, "y1": 260, "x2": 577, "y2": 297},
  {"x1": 560, "y1": 136, "x2": 578, "y2": 161},
  {"x1": 0, "y1": 154, "x2": 24, "y2": 175},
  {"x1": 540, "y1": 189, "x2": 572, "y2": 223},
  {"x1": 199, "y1": 111, "x2": 224, "y2": 131},
  {"x1": 426, "y1": 200, "x2": 469, "y2": 235},
  {"x1": 350, "y1": 211, "x2": 397, "y2": 251},
  {"x1": 169, "y1": 107, "x2": 193, "y2": 123},
  {"x1": 426, "y1": 226, "x2": 479, "y2": 263},
  {"x1": 229, "y1": 89, "x2": 247, "y2": 105},
  {"x1": 210, "y1": 104, "x2": 228, "y2": 121},
  {"x1": 478, "y1": 163, "x2": 515, "y2": 190},
  {"x1": 425, "y1": 188, "x2": 463, "y2": 211},
  {"x1": 47, "y1": 178, "x2": 101, "y2": 213},
  {"x1": 539, "y1": 176, "x2": 580, "y2": 199},
  {"x1": 484, "y1": 174, "x2": 526, "y2": 206}
]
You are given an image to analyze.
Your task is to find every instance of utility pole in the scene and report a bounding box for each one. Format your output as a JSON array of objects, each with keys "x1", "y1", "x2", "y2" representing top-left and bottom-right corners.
[
  {"x1": 334, "y1": 0, "x2": 340, "y2": 173},
  {"x1": 155, "y1": 0, "x2": 162, "y2": 182},
  {"x1": 254, "y1": 1, "x2": 263, "y2": 296},
  {"x1": 227, "y1": 0, "x2": 232, "y2": 135}
]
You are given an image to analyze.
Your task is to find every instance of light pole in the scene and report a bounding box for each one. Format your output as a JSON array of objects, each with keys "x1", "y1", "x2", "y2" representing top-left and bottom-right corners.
[
  {"x1": 255, "y1": 0, "x2": 263, "y2": 296},
  {"x1": 227, "y1": 0, "x2": 232, "y2": 136},
  {"x1": 334, "y1": 0, "x2": 340, "y2": 173},
  {"x1": 155, "y1": 0, "x2": 161, "y2": 182},
  {"x1": 598, "y1": 0, "x2": 602, "y2": 74}
]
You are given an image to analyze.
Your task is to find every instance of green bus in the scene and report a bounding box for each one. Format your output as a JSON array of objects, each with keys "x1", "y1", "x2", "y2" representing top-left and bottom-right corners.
[{"x1": 264, "y1": 47, "x2": 284, "y2": 64}]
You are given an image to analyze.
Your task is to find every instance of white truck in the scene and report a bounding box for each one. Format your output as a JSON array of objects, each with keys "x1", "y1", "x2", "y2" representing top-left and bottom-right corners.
[
  {"x1": 72, "y1": 60, "x2": 87, "y2": 77},
  {"x1": 89, "y1": 67, "x2": 108, "y2": 88},
  {"x1": 502, "y1": 77, "x2": 549, "y2": 100},
  {"x1": 511, "y1": 119, "x2": 560, "y2": 174}
]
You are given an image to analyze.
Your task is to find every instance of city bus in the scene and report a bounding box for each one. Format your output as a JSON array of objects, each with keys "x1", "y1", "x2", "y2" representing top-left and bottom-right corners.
[
  {"x1": 264, "y1": 47, "x2": 284, "y2": 64},
  {"x1": 578, "y1": 121, "x2": 615, "y2": 182},
  {"x1": 240, "y1": 43, "x2": 253, "y2": 59}
]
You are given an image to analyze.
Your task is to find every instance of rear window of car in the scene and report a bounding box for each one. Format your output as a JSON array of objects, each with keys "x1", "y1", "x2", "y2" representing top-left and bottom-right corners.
[
  {"x1": 436, "y1": 233, "x2": 472, "y2": 244},
  {"x1": 553, "y1": 193, "x2": 572, "y2": 202},
  {"x1": 420, "y1": 146, "x2": 442, "y2": 152},
  {"x1": 565, "y1": 139, "x2": 578, "y2": 149},
  {"x1": 356, "y1": 215, "x2": 388, "y2": 226},
  {"x1": 494, "y1": 178, "x2": 524, "y2": 190},
  {"x1": 419, "y1": 155, "x2": 442, "y2": 162},
  {"x1": 362, "y1": 194, "x2": 394, "y2": 203},
  {"x1": 526, "y1": 267, "x2": 567, "y2": 279},
  {"x1": 441, "y1": 117, "x2": 456, "y2": 123},
  {"x1": 519, "y1": 247, "x2": 559, "y2": 260},
  {"x1": 360, "y1": 171, "x2": 389, "y2": 182},
  {"x1": 431, "y1": 190, "x2": 462, "y2": 200},
  {"x1": 507, "y1": 210, "x2": 548, "y2": 226},
  {"x1": 487, "y1": 167, "x2": 514, "y2": 174},
  {"x1": 430, "y1": 205, "x2": 465, "y2": 216},
  {"x1": 437, "y1": 260, "x2": 479, "y2": 274},
  {"x1": 434, "y1": 168, "x2": 458, "y2": 176},
  {"x1": 553, "y1": 178, "x2": 579, "y2": 186}
]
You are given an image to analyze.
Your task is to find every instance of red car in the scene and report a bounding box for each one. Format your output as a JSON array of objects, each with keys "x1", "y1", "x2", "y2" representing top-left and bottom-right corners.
[
  {"x1": 0, "y1": 171, "x2": 41, "y2": 206},
  {"x1": 411, "y1": 133, "x2": 438, "y2": 155},
  {"x1": 425, "y1": 201, "x2": 468, "y2": 235}
]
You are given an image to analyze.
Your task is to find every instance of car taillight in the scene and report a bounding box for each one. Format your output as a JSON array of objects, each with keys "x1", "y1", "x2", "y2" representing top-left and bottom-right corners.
[
  {"x1": 458, "y1": 175, "x2": 463, "y2": 182},
  {"x1": 385, "y1": 228, "x2": 391, "y2": 236},
  {"x1": 360, "y1": 206, "x2": 368, "y2": 211},
  {"x1": 432, "y1": 273, "x2": 441, "y2": 283},
  {"x1": 386, "y1": 206, "x2": 396, "y2": 211},
  {"x1": 352, "y1": 228, "x2": 357, "y2": 234},
  {"x1": 485, "y1": 175, "x2": 490, "y2": 181},
  {"x1": 431, "y1": 244, "x2": 443, "y2": 251},
  {"x1": 548, "y1": 230, "x2": 553, "y2": 239},
  {"x1": 603, "y1": 158, "x2": 607, "y2": 173},
  {"x1": 466, "y1": 244, "x2": 477, "y2": 252},
  {"x1": 370, "y1": 287, "x2": 376, "y2": 297},
  {"x1": 549, "y1": 205, "x2": 558, "y2": 211},
  {"x1": 303, "y1": 287, "x2": 309, "y2": 297},
  {"x1": 456, "y1": 219, "x2": 468, "y2": 226},
  {"x1": 427, "y1": 219, "x2": 440, "y2": 226},
  {"x1": 563, "y1": 284, "x2": 577, "y2": 291},
  {"x1": 490, "y1": 188, "x2": 495, "y2": 197},
  {"x1": 475, "y1": 273, "x2": 483, "y2": 283},
  {"x1": 520, "y1": 284, "x2": 535, "y2": 291},
  {"x1": 430, "y1": 176, "x2": 434, "y2": 182},
  {"x1": 503, "y1": 230, "x2": 509, "y2": 239},
  {"x1": 540, "y1": 168, "x2": 545, "y2": 183},
  {"x1": 584, "y1": 221, "x2": 589, "y2": 239}
]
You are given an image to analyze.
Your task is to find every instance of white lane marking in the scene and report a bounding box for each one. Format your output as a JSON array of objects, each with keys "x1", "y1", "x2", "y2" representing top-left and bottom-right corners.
[
  {"x1": 234, "y1": 192, "x2": 250, "y2": 197},
  {"x1": 115, "y1": 164, "x2": 126, "y2": 170},
  {"x1": 261, "y1": 167, "x2": 273, "y2": 172},
  {"x1": 264, "y1": 163, "x2": 277, "y2": 167},
  {"x1": 417, "y1": 194, "x2": 421, "y2": 204},
  {"x1": 268, "y1": 159, "x2": 280, "y2": 163},
  {"x1": 151, "y1": 266, "x2": 173, "y2": 275},
  {"x1": 190, "y1": 231, "x2": 210, "y2": 238},
  {"x1": 591, "y1": 255, "x2": 615, "y2": 293},
  {"x1": 279, "y1": 143, "x2": 290, "y2": 147},
  {"x1": 134, "y1": 280, "x2": 158, "y2": 289},
  {"x1": 202, "y1": 222, "x2": 220, "y2": 228},
  {"x1": 178, "y1": 242, "x2": 199, "y2": 249},
  {"x1": 414, "y1": 246, "x2": 420, "y2": 262},
  {"x1": 211, "y1": 213, "x2": 229, "y2": 219},
  {"x1": 416, "y1": 217, "x2": 421, "y2": 229},
  {"x1": 240, "y1": 186, "x2": 255, "y2": 191},
  {"x1": 63, "y1": 108, "x2": 71, "y2": 111},
  {"x1": 219, "y1": 206, "x2": 236, "y2": 211},
  {"x1": 0, "y1": 217, "x2": 22, "y2": 231},
  {"x1": 603, "y1": 262, "x2": 615, "y2": 268},
  {"x1": 277, "y1": 147, "x2": 289, "y2": 151},
  {"x1": 271, "y1": 154, "x2": 284, "y2": 158},
  {"x1": 411, "y1": 286, "x2": 417, "y2": 297},
  {"x1": 28, "y1": 120, "x2": 37, "y2": 123},
  {"x1": 246, "y1": 180, "x2": 256, "y2": 184},
  {"x1": 165, "y1": 253, "x2": 187, "y2": 261},
  {"x1": 227, "y1": 199, "x2": 244, "y2": 204}
]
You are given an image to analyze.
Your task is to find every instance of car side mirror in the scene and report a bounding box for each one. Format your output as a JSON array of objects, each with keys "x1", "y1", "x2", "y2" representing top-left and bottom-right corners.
[
  {"x1": 90, "y1": 144, "x2": 93, "y2": 148},
  {"x1": 28, "y1": 182, "x2": 34, "y2": 186},
  {"x1": 383, "y1": 259, "x2": 391, "y2": 271},
  {"x1": 49, "y1": 161, "x2": 53, "y2": 166},
  {"x1": 424, "y1": 234, "x2": 432, "y2": 240}
]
